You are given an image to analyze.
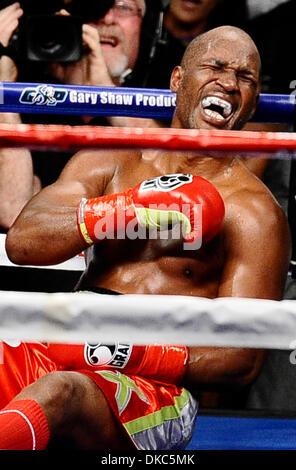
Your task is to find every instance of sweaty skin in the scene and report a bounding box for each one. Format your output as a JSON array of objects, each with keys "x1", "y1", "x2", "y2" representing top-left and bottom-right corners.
[{"x1": 6, "y1": 27, "x2": 291, "y2": 394}]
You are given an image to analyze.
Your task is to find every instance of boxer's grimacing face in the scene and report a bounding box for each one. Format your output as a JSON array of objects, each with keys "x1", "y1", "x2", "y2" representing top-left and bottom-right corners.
[{"x1": 170, "y1": 30, "x2": 261, "y2": 131}]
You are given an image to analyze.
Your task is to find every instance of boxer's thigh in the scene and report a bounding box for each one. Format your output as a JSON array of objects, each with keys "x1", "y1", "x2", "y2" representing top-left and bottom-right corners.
[{"x1": 14, "y1": 370, "x2": 133, "y2": 450}]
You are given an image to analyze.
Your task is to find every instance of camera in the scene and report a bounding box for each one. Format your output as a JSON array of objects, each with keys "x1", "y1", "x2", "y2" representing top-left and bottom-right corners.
[{"x1": 0, "y1": 0, "x2": 115, "y2": 63}]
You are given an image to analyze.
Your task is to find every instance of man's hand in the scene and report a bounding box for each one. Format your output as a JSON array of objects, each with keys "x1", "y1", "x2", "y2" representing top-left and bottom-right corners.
[
  {"x1": 0, "y1": 2, "x2": 23, "y2": 82},
  {"x1": 0, "y1": 2, "x2": 22, "y2": 47}
]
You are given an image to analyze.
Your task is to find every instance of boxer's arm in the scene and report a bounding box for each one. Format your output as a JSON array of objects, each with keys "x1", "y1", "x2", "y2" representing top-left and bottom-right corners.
[
  {"x1": 184, "y1": 194, "x2": 291, "y2": 390},
  {"x1": 219, "y1": 192, "x2": 290, "y2": 301},
  {"x1": 47, "y1": 343, "x2": 188, "y2": 385},
  {"x1": 6, "y1": 150, "x2": 120, "y2": 265}
]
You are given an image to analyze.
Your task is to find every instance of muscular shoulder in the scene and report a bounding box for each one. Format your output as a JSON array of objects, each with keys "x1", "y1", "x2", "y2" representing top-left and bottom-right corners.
[
  {"x1": 224, "y1": 176, "x2": 290, "y2": 254},
  {"x1": 57, "y1": 149, "x2": 142, "y2": 193}
]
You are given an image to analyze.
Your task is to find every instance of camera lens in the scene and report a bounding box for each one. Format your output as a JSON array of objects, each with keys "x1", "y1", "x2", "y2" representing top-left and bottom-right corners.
[
  {"x1": 24, "y1": 15, "x2": 83, "y2": 62},
  {"x1": 32, "y1": 22, "x2": 69, "y2": 57},
  {"x1": 34, "y1": 24, "x2": 61, "y2": 54}
]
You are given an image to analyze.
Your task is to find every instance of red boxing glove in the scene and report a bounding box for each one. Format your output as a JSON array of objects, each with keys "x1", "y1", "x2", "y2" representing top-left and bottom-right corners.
[
  {"x1": 77, "y1": 173, "x2": 225, "y2": 246},
  {"x1": 47, "y1": 342, "x2": 188, "y2": 385}
]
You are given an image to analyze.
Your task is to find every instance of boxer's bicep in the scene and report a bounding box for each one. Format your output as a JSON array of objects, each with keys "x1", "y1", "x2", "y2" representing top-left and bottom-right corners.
[{"x1": 218, "y1": 198, "x2": 290, "y2": 300}]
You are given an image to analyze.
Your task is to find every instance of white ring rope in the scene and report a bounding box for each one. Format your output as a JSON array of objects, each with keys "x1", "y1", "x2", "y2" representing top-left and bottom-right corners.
[{"x1": 0, "y1": 289, "x2": 296, "y2": 349}]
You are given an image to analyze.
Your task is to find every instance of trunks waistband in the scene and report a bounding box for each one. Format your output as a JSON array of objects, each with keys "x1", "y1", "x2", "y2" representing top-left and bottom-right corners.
[{"x1": 75, "y1": 286, "x2": 122, "y2": 295}]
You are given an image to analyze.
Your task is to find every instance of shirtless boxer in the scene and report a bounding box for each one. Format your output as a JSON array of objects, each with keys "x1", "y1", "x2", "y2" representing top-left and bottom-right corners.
[{"x1": 2, "y1": 26, "x2": 291, "y2": 450}]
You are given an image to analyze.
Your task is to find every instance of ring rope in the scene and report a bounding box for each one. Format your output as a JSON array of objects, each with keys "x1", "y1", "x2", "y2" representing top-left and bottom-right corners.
[
  {"x1": 0, "y1": 123, "x2": 296, "y2": 154},
  {"x1": 0, "y1": 82, "x2": 294, "y2": 123},
  {"x1": 0, "y1": 289, "x2": 296, "y2": 349}
]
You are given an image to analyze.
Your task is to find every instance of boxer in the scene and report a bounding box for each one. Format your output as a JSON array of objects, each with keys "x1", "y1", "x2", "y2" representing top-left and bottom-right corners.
[{"x1": 4, "y1": 26, "x2": 291, "y2": 450}]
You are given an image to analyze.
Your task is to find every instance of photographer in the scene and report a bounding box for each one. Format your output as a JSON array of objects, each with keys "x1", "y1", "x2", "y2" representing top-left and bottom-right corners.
[{"x1": 0, "y1": 0, "x2": 156, "y2": 232}]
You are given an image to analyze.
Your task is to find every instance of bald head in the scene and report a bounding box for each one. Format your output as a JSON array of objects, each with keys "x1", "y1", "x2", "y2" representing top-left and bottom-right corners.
[
  {"x1": 181, "y1": 26, "x2": 261, "y2": 76},
  {"x1": 170, "y1": 26, "x2": 262, "y2": 131}
]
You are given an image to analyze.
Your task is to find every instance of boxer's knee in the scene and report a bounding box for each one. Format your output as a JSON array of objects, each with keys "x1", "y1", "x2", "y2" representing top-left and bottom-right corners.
[
  {"x1": 13, "y1": 371, "x2": 85, "y2": 432},
  {"x1": 13, "y1": 370, "x2": 129, "y2": 448}
]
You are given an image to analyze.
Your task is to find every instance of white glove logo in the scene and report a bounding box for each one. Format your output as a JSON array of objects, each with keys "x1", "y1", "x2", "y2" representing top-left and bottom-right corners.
[
  {"x1": 84, "y1": 342, "x2": 132, "y2": 368},
  {"x1": 140, "y1": 174, "x2": 193, "y2": 192}
]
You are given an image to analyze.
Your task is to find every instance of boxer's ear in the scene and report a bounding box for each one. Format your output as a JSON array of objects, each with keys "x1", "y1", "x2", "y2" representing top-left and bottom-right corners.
[{"x1": 170, "y1": 66, "x2": 184, "y2": 93}]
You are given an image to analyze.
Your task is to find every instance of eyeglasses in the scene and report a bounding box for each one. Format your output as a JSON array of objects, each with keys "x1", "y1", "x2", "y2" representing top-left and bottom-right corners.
[{"x1": 111, "y1": 0, "x2": 143, "y2": 18}]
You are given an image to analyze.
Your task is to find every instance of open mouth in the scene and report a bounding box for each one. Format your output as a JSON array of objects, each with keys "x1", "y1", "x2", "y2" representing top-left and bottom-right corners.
[
  {"x1": 201, "y1": 95, "x2": 233, "y2": 124},
  {"x1": 100, "y1": 36, "x2": 118, "y2": 47},
  {"x1": 181, "y1": 0, "x2": 203, "y2": 9}
]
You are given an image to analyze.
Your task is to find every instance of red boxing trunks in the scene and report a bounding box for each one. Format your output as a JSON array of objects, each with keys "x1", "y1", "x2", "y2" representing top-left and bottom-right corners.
[
  {"x1": 0, "y1": 340, "x2": 198, "y2": 449},
  {"x1": 0, "y1": 341, "x2": 57, "y2": 408},
  {"x1": 81, "y1": 369, "x2": 198, "y2": 450},
  {"x1": 74, "y1": 288, "x2": 198, "y2": 449}
]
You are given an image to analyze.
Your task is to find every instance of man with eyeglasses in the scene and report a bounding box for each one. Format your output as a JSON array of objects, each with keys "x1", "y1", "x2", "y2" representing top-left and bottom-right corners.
[
  {"x1": 45, "y1": 0, "x2": 146, "y2": 95},
  {"x1": 89, "y1": 0, "x2": 145, "y2": 86},
  {"x1": 0, "y1": 0, "x2": 146, "y2": 96}
]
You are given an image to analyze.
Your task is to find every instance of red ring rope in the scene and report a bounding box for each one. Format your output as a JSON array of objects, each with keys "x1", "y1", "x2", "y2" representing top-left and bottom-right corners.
[{"x1": 0, "y1": 123, "x2": 295, "y2": 154}]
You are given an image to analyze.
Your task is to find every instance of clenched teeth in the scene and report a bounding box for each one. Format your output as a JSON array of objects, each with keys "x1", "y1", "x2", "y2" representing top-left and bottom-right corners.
[
  {"x1": 202, "y1": 96, "x2": 232, "y2": 118},
  {"x1": 100, "y1": 36, "x2": 117, "y2": 46},
  {"x1": 204, "y1": 109, "x2": 224, "y2": 121}
]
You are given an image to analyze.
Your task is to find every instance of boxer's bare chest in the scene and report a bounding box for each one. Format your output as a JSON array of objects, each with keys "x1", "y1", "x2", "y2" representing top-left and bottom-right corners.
[
  {"x1": 86, "y1": 232, "x2": 225, "y2": 297},
  {"x1": 84, "y1": 154, "x2": 227, "y2": 297}
]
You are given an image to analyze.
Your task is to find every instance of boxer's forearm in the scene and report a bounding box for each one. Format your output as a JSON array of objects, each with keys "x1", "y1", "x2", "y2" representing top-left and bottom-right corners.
[
  {"x1": 183, "y1": 346, "x2": 266, "y2": 390},
  {"x1": 6, "y1": 198, "x2": 86, "y2": 266},
  {"x1": 6, "y1": 150, "x2": 113, "y2": 266}
]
